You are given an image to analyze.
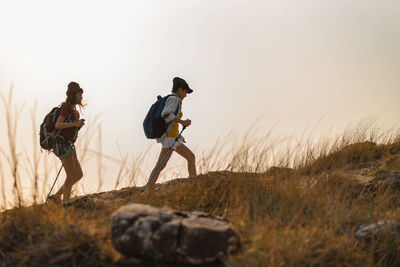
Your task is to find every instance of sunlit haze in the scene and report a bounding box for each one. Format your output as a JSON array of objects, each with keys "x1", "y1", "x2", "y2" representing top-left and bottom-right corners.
[{"x1": 0, "y1": 0, "x2": 399, "y2": 205}]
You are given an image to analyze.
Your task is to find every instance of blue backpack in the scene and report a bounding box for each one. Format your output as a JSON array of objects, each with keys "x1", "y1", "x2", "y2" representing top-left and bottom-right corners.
[{"x1": 143, "y1": 94, "x2": 180, "y2": 139}]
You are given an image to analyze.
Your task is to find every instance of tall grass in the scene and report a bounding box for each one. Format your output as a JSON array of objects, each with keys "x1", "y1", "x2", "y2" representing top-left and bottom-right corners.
[{"x1": 0, "y1": 86, "x2": 24, "y2": 207}]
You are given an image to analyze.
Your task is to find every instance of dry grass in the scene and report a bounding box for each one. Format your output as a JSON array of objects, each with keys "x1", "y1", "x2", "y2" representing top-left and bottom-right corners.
[
  {"x1": 0, "y1": 86, "x2": 24, "y2": 207},
  {"x1": 1, "y1": 87, "x2": 400, "y2": 266},
  {"x1": 0, "y1": 204, "x2": 119, "y2": 266}
]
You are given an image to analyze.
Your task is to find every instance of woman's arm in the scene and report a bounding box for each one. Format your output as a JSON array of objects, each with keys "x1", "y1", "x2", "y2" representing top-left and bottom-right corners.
[{"x1": 55, "y1": 115, "x2": 82, "y2": 129}]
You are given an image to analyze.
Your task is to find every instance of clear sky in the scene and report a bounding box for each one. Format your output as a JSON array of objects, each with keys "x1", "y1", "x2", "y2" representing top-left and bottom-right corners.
[{"x1": 0, "y1": 0, "x2": 399, "y2": 202}]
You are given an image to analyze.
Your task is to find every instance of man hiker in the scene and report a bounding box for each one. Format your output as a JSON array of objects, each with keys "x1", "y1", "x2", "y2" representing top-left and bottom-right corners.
[{"x1": 145, "y1": 77, "x2": 197, "y2": 192}]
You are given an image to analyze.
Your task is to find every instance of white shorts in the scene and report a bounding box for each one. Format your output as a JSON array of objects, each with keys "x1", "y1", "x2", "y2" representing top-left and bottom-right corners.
[{"x1": 161, "y1": 137, "x2": 183, "y2": 150}]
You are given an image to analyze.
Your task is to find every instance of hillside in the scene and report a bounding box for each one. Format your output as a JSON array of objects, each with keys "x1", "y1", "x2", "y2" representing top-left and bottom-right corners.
[{"x1": 1, "y1": 141, "x2": 400, "y2": 266}]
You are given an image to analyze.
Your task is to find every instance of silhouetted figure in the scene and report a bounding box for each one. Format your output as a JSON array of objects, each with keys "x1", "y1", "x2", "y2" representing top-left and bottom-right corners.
[
  {"x1": 146, "y1": 77, "x2": 196, "y2": 192},
  {"x1": 48, "y1": 82, "x2": 85, "y2": 203}
]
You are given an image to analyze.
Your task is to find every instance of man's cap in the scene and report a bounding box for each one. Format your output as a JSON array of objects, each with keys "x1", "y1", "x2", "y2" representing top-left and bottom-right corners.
[{"x1": 173, "y1": 77, "x2": 193, "y2": 93}]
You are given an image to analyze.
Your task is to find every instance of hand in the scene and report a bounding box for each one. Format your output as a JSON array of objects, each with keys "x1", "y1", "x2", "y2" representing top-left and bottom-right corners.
[
  {"x1": 75, "y1": 119, "x2": 85, "y2": 128},
  {"x1": 181, "y1": 119, "x2": 191, "y2": 127}
]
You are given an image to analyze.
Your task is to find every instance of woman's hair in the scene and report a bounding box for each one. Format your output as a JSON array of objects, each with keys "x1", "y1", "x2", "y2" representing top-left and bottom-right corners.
[
  {"x1": 65, "y1": 82, "x2": 85, "y2": 107},
  {"x1": 65, "y1": 94, "x2": 84, "y2": 107}
]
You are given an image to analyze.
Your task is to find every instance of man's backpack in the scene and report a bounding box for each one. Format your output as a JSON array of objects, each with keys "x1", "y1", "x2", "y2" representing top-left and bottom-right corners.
[
  {"x1": 39, "y1": 104, "x2": 71, "y2": 150},
  {"x1": 143, "y1": 94, "x2": 180, "y2": 139}
]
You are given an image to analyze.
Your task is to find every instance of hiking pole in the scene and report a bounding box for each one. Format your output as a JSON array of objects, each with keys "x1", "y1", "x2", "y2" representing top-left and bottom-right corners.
[
  {"x1": 45, "y1": 127, "x2": 80, "y2": 203},
  {"x1": 142, "y1": 126, "x2": 187, "y2": 192}
]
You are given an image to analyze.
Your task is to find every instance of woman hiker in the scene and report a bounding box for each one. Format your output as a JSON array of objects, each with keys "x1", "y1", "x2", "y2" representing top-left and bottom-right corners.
[
  {"x1": 146, "y1": 77, "x2": 197, "y2": 192},
  {"x1": 48, "y1": 82, "x2": 85, "y2": 203}
]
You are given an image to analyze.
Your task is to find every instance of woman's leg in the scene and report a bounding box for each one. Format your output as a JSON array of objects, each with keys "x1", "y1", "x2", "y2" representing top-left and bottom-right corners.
[
  {"x1": 62, "y1": 154, "x2": 83, "y2": 202},
  {"x1": 175, "y1": 144, "x2": 196, "y2": 177},
  {"x1": 53, "y1": 185, "x2": 63, "y2": 201},
  {"x1": 54, "y1": 153, "x2": 83, "y2": 202},
  {"x1": 146, "y1": 148, "x2": 173, "y2": 191},
  {"x1": 53, "y1": 158, "x2": 71, "y2": 201}
]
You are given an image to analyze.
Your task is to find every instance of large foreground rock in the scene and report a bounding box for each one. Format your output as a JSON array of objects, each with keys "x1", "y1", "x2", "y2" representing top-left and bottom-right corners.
[{"x1": 111, "y1": 204, "x2": 240, "y2": 265}]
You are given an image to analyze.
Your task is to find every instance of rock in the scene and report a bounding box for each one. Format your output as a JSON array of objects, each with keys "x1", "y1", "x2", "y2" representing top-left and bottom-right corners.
[
  {"x1": 111, "y1": 204, "x2": 240, "y2": 265},
  {"x1": 178, "y1": 217, "x2": 239, "y2": 264},
  {"x1": 357, "y1": 172, "x2": 400, "y2": 195},
  {"x1": 375, "y1": 172, "x2": 400, "y2": 187},
  {"x1": 355, "y1": 220, "x2": 400, "y2": 244},
  {"x1": 355, "y1": 220, "x2": 400, "y2": 266},
  {"x1": 345, "y1": 160, "x2": 378, "y2": 174}
]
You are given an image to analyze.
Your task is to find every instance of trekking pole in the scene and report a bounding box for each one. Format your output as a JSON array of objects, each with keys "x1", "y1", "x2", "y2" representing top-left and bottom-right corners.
[
  {"x1": 142, "y1": 126, "x2": 186, "y2": 192},
  {"x1": 45, "y1": 127, "x2": 79, "y2": 203}
]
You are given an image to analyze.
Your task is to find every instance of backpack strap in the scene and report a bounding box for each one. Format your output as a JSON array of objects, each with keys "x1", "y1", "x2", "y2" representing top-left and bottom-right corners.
[
  {"x1": 164, "y1": 94, "x2": 182, "y2": 136},
  {"x1": 166, "y1": 94, "x2": 181, "y2": 116},
  {"x1": 52, "y1": 103, "x2": 73, "y2": 138},
  {"x1": 173, "y1": 101, "x2": 181, "y2": 116}
]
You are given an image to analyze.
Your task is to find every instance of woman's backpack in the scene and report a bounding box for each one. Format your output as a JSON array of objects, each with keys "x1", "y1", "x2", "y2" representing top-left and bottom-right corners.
[
  {"x1": 143, "y1": 94, "x2": 180, "y2": 139},
  {"x1": 39, "y1": 104, "x2": 71, "y2": 150}
]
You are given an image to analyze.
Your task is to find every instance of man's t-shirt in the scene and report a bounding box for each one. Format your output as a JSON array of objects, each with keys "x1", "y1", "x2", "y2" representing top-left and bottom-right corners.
[{"x1": 59, "y1": 103, "x2": 80, "y2": 142}]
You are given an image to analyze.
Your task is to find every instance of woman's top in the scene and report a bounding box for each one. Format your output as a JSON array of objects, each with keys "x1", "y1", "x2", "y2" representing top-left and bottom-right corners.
[
  {"x1": 59, "y1": 102, "x2": 80, "y2": 142},
  {"x1": 156, "y1": 93, "x2": 182, "y2": 142}
]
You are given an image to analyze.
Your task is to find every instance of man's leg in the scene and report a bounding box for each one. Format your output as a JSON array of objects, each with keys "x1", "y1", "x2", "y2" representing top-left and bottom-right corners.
[
  {"x1": 146, "y1": 148, "x2": 173, "y2": 191},
  {"x1": 175, "y1": 144, "x2": 196, "y2": 177}
]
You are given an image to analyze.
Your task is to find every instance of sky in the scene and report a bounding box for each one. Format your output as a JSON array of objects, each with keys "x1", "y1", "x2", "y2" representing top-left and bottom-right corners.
[{"x1": 0, "y1": 0, "x2": 399, "y2": 203}]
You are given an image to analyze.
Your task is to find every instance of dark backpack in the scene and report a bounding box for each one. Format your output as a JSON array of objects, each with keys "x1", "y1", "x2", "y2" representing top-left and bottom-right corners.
[
  {"x1": 39, "y1": 104, "x2": 71, "y2": 150},
  {"x1": 143, "y1": 94, "x2": 180, "y2": 139}
]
